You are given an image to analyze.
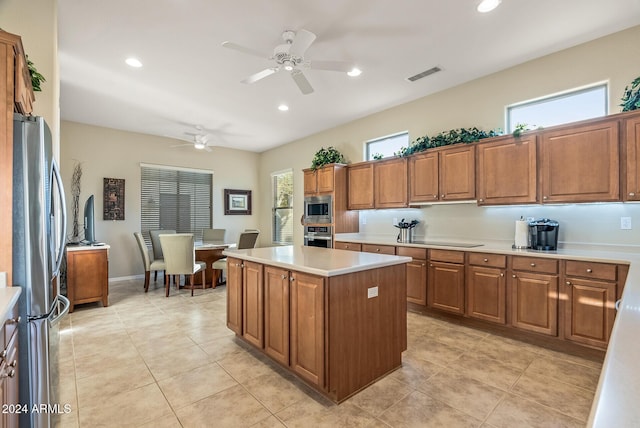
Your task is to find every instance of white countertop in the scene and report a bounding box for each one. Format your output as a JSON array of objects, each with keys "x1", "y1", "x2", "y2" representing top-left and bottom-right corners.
[
  {"x1": 0, "y1": 286, "x2": 21, "y2": 320},
  {"x1": 222, "y1": 245, "x2": 411, "y2": 277},
  {"x1": 335, "y1": 233, "x2": 640, "y2": 427}
]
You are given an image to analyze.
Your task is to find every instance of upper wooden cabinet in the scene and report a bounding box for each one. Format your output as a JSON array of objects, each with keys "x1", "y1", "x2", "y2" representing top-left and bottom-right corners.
[
  {"x1": 477, "y1": 135, "x2": 538, "y2": 205},
  {"x1": 540, "y1": 118, "x2": 620, "y2": 203},
  {"x1": 409, "y1": 145, "x2": 475, "y2": 203},
  {"x1": 623, "y1": 112, "x2": 640, "y2": 201},
  {"x1": 348, "y1": 158, "x2": 408, "y2": 209},
  {"x1": 304, "y1": 165, "x2": 336, "y2": 196}
]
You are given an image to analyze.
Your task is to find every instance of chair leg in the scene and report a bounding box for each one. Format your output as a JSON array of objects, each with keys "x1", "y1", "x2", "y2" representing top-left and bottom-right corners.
[
  {"x1": 189, "y1": 274, "x2": 195, "y2": 296},
  {"x1": 144, "y1": 271, "x2": 150, "y2": 292},
  {"x1": 200, "y1": 270, "x2": 205, "y2": 295},
  {"x1": 154, "y1": 270, "x2": 158, "y2": 282},
  {"x1": 165, "y1": 274, "x2": 170, "y2": 297}
]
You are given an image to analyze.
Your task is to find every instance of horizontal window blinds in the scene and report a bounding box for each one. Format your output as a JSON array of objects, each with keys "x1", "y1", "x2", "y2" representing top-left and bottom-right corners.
[{"x1": 141, "y1": 166, "x2": 212, "y2": 244}]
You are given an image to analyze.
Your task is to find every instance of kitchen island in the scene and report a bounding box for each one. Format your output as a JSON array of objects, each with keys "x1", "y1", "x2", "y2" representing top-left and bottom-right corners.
[{"x1": 221, "y1": 245, "x2": 411, "y2": 402}]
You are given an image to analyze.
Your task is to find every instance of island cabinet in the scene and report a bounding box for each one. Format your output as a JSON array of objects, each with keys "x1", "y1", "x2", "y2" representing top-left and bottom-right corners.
[
  {"x1": 509, "y1": 256, "x2": 559, "y2": 336},
  {"x1": 242, "y1": 261, "x2": 264, "y2": 348},
  {"x1": 476, "y1": 135, "x2": 538, "y2": 205},
  {"x1": 562, "y1": 260, "x2": 619, "y2": 349},
  {"x1": 466, "y1": 253, "x2": 506, "y2": 324},
  {"x1": 428, "y1": 250, "x2": 465, "y2": 314},
  {"x1": 347, "y1": 158, "x2": 408, "y2": 209},
  {"x1": 225, "y1": 246, "x2": 409, "y2": 402},
  {"x1": 540, "y1": 118, "x2": 620, "y2": 203},
  {"x1": 409, "y1": 145, "x2": 475, "y2": 203},
  {"x1": 623, "y1": 112, "x2": 640, "y2": 201},
  {"x1": 398, "y1": 247, "x2": 427, "y2": 305}
]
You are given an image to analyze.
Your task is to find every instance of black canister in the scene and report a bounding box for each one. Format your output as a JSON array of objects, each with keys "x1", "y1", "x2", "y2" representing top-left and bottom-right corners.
[{"x1": 528, "y1": 219, "x2": 559, "y2": 250}]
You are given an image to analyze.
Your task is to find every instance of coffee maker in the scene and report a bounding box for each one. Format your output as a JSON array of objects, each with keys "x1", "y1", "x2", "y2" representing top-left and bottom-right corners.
[{"x1": 528, "y1": 219, "x2": 559, "y2": 250}]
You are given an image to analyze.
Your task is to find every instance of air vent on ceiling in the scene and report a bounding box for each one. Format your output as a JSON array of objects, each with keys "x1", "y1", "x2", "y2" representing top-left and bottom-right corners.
[{"x1": 406, "y1": 66, "x2": 442, "y2": 82}]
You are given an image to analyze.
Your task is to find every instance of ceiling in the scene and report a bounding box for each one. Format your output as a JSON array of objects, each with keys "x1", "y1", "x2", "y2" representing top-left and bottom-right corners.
[{"x1": 58, "y1": 0, "x2": 640, "y2": 153}]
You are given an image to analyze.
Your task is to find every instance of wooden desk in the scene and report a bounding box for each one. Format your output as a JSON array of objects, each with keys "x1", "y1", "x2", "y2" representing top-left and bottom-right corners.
[
  {"x1": 192, "y1": 243, "x2": 233, "y2": 289},
  {"x1": 66, "y1": 244, "x2": 110, "y2": 312}
]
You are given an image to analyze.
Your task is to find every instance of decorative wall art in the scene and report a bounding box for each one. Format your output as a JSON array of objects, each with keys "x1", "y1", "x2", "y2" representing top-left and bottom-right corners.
[
  {"x1": 224, "y1": 189, "x2": 252, "y2": 215},
  {"x1": 103, "y1": 177, "x2": 125, "y2": 220}
]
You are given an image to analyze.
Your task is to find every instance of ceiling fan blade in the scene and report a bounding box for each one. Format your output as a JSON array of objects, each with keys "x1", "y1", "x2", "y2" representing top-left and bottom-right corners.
[
  {"x1": 221, "y1": 41, "x2": 269, "y2": 58},
  {"x1": 290, "y1": 69, "x2": 314, "y2": 95},
  {"x1": 241, "y1": 67, "x2": 278, "y2": 84},
  {"x1": 289, "y1": 29, "x2": 316, "y2": 57},
  {"x1": 309, "y1": 60, "x2": 355, "y2": 72},
  {"x1": 170, "y1": 142, "x2": 193, "y2": 148}
]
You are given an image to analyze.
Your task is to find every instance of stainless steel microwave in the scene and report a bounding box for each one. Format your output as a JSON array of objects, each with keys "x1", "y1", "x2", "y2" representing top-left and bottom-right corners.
[{"x1": 304, "y1": 195, "x2": 332, "y2": 224}]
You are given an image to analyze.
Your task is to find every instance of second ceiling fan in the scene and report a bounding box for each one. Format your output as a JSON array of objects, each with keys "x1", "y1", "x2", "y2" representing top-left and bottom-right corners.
[{"x1": 222, "y1": 29, "x2": 360, "y2": 95}]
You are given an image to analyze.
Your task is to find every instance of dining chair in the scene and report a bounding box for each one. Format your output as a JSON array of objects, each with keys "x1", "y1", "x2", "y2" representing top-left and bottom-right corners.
[
  {"x1": 149, "y1": 229, "x2": 175, "y2": 281},
  {"x1": 159, "y1": 233, "x2": 206, "y2": 297},
  {"x1": 212, "y1": 230, "x2": 259, "y2": 285},
  {"x1": 133, "y1": 232, "x2": 167, "y2": 292},
  {"x1": 203, "y1": 228, "x2": 226, "y2": 242}
]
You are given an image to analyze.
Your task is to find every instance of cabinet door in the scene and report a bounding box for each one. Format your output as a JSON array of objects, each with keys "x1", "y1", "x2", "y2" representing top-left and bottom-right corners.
[
  {"x1": 409, "y1": 152, "x2": 439, "y2": 203},
  {"x1": 510, "y1": 271, "x2": 558, "y2": 336},
  {"x1": 624, "y1": 114, "x2": 640, "y2": 201},
  {"x1": 264, "y1": 266, "x2": 290, "y2": 366},
  {"x1": 226, "y1": 257, "x2": 243, "y2": 335},
  {"x1": 477, "y1": 136, "x2": 537, "y2": 205},
  {"x1": 347, "y1": 163, "x2": 374, "y2": 209},
  {"x1": 14, "y1": 52, "x2": 34, "y2": 115},
  {"x1": 3, "y1": 331, "x2": 18, "y2": 428},
  {"x1": 541, "y1": 119, "x2": 620, "y2": 203},
  {"x1": 290, "y1": 271, "x2": 325, "y2": 387},
  {"x1": 242, "y1": 261, "x2": 264, "y2": 348},
  {"x1": 334, "y1": 242, "x2": 361, "y2": 251},
  {"x1": 564, "y1": 277, "x2": 616, "y2": 348},
  {"x1": 374, "y1": 158, "x2": 408, "y2": 208},
  {"x1": 66, "y1": 249, "x2": 108, "y2": 312},
  {"x1": 303, "y1": 169, "x2": 317, "y2": 196},
  {"x1": 440, "y1": 145, "x2": 475, "y2": 201},
  {"x1": 427, "y1": 261, "x2": 465, "y2": 314},
  {"x1": 466, "y1": 266, "x2": 506, "y2": 324},
  {"x1": 406, "y1": 259, "x2": 427, "y2": 305},
  {"x1": 317, "y1": 165, "x2": 335, "y2": 193}
]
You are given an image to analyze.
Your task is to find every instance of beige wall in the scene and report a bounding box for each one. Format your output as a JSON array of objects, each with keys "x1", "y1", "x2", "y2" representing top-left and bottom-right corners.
[
  {"x1": 258, "y1": 25, "x2": 640, "y2": 248},
  {"x1": 60, "y1": 121, "x2": 260, "y2": 278},
  {"x1": 0, "y1": 0, "x2": 59, "y2": 155}
]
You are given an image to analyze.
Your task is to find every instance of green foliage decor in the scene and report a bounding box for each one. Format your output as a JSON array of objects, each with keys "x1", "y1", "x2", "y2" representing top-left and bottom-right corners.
[
  {"x1": 311, "y1": 146, "x2": 347, "y2": 170},
  {"x1": 397, "y1": 127, "x2": 502, "y2": 157},
  {"x1": 621, "y1": 76, "x2": 640, "y2": 112},
  {"x1": 26, "y1": 55, "x2": 46, "y2": 92}
]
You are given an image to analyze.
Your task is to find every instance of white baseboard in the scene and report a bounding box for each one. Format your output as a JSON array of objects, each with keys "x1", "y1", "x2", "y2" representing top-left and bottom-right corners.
[{"x1": 109, "y1": 274, "x2": 144, "y2": 283}]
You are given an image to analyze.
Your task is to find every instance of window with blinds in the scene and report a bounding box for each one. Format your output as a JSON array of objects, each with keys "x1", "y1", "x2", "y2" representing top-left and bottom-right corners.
[
  {"x1": 140, "y1": 165, "x2": 212, "y2": 244},
  {"x1": 272, "y1": 169, "x2": 293, "y2": 245}
]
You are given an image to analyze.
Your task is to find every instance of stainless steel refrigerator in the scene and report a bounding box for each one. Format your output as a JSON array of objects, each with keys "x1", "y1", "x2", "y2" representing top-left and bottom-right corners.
[{"x1": 12, "y1": 113, "x2": 69, "y2": 428}]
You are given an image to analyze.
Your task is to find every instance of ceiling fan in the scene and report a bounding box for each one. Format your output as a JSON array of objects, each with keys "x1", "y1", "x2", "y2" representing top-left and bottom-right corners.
[
  {"x1": 222, "y1": 29, "x2": 361, "y2": 95},
  {"x1": 170, "y1": 132, "x2": 214, "y2": 152}
]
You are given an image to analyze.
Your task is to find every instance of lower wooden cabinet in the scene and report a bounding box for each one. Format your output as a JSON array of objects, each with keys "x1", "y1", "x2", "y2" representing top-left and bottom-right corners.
[
  {"x1": 334, "y1": 242, "x2": 362, "y2": 251},
  {"x1": 242, "y1": 261, "x2": 264, "y2": 348},
  {"x1": 1, "y1": 300, "x2": 19, "y2": 428},
  {"x1": 264, "y1": 266, "x2": 290, "y2": 366},
  {"x1": 66, "y1": 247, "x2": 109, "y2": 313},
  {"x1": 290, "y1": 271, "x2": 325, "y2": 387},
  {"x1": 467, "y1": 265, "x2": 506, "y2": 324},
  {"x1": 510, "y1": 271, "x2": 558, "y2": 336},
  {"x1": 226, "y1": 257, "x2": 243, "y2": 335},
  {"x1": 428, "y1": 251, "x2": 465, "y2": 314},
  {"x1": 397, "y1": 247, "x2": 427, "y2": 305}
]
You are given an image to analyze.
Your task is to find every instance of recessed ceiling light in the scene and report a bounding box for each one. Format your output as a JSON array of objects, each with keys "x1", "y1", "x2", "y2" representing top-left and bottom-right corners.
[
  {"x1": 278, "y1": 104, "x2": 289, "y2": 111},
  {"x1": 347, "y1": 68, "x2": 362, "y2": 77},
  {"x1": 125, "y1": 57, "x2": 143, "y2": 68},
  {"x1": 477, "y1": 0, "x2": 501, "y2": 13}
]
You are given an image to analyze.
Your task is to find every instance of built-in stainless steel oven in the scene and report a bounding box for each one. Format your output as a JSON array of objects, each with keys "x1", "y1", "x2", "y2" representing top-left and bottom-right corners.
[
  {"x1": 304, "y1": 226, "x2": 333, "y2": 248},
  {"x1": 304, "y1": 195, "x2": 332, "y2": 224}
]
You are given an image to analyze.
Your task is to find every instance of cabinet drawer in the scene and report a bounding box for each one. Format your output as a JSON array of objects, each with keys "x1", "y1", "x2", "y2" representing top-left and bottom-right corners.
[
  {"x1": 3, "y1": 302, "x2": 19, "y2": 348},
  {"x1": 565, "y1": 260, "x2": 617, "y2": 281},
  {"x1": 362, "y1": 244, "x2": 396, "y2": 255},
  {"x1": 512, "y1": 256, "x2": 558, "y2": 274},
  {"x1": 396, "y1": 246, "x2": 427, "y2": 260},
  {"x1": 468, "y1": 253, "x2": 506, "y2": 268},
  {"x1": 335, "y1": 242, "x2": 362, "y2": 252},
  {"x1": 429, "y1": 249, "x2": 464, "y2": 264}
]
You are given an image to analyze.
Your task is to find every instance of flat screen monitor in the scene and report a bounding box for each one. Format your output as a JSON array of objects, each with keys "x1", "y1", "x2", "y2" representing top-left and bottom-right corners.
[{"x1": 83, "y1": 195, "x2": 96, "y2": 244}]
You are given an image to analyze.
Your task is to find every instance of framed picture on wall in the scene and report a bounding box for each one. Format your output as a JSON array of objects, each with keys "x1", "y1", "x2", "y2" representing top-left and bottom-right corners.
[
  {"x1": 224, "y1": 189, "x2": 252, "y2": 215},
  {"x1": 103, "y1": 177, "x2": 125, "y2": 220}
]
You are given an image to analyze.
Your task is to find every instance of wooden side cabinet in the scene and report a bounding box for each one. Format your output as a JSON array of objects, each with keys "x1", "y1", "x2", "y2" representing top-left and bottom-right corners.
[
  {"x1": 466, "y1": 253, "x2": 506, "y2": 324},
  {"x1": 397, "y1": 247, "x2": 427, "y2": 306},
  {"x1": 66, "y1": 246, "x2": 109, "y2": 313},
  {"x1": 428, "y1": 250, "x2": 465, "y2": 315}
]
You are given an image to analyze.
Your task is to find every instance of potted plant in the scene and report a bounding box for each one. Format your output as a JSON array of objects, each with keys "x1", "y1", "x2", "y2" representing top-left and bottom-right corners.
[
  {"x1": 26, "y1": 55, "x2": 46, "y2": 92},
  {"x1": 621, "y1": 76, "x2": 640, "y2": 112},
  {"x1": 310, "y1": 146, "x2": 347, "y2": 170}
]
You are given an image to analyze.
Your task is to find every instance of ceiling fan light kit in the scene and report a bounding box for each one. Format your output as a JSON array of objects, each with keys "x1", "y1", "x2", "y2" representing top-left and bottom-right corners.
[
  {"x1": 477, "y1": 0, "x2": 502, "y2": 13},
  {"x1": 222, "y1": 29, "x2": 361, "y2": 95}
]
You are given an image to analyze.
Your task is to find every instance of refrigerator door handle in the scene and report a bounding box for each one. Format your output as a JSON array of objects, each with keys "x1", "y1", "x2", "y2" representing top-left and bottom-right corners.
[
  {"x1": 49, "y1": 295, "x2": 70, "y2": 326},
  {"x1": 51, "y1": 158, "x2": 67, "y2": 279}
]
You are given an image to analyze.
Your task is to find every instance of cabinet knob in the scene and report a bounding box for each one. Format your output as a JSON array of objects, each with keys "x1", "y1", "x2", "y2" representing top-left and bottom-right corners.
[
  {"x1": 281, "y1": 274, "x2": 287, "y2": 280},
  {"x1": 566, "y1": 281, "x2": 571, "y2": 285},
  {"x1": 630, "y1": 192, "x2": 636, "y2": 196},
  {"x1": 543, "y1": 196, "x2": 548, "y2": 200},
  {"x1": 479, "y1": 199, "x2": 484, "y2": 202},
  {"x1": 483, "y1": 258, "x2": 488, "y2": 262},
  {"x1": 9, "y1": 360, "x2": 16, "y2": 368},
  {"x1": 500, "y1": 273, "x2": 504, "y2": 277},
  {"x1": 530, "y1": 263, "x2": 536, "y2": 267},
  {"x1": 8, "y1": 369, "x2": 15, "y2": 378},
  {"x1": 433, "y1": 195, "x2": 437, "y2": 199},
  {"x1": 586, "y1": 268, "x2": 593, "y2": 273},
  {"x1": 441, "y1": 194, "x2": 445, "y2": 198},
  {"x1": 376, "y1": 248, "x2": 380, "y2": 252},
  {"x1": 512, "y1": 274, "x2": 516, "y2": 278},
  {"x1": 0, "y1": 350, "x2": 6, "y2": 359},
  {"x1": 421, "y1": 263, "x2": 426, "y2": 267},
  {"x1": 430, "y1": 264, "x2": 434, "y2": 267},
  {"x1": 290, "y1": 277, "x2": 295, "y2": 282},
  {"x1": 615, "y1": 299, "x2": 622, "y2": 311}
]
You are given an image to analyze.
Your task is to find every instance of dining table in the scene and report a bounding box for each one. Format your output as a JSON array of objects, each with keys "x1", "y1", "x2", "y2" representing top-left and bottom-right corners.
[{"x1": 190, "y1": 241, "x2": 236, "y2": 289}]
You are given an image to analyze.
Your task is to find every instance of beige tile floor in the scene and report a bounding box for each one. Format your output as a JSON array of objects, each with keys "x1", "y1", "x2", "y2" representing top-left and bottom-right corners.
[{"x1": 56, "y1": 279, "x2": 602, "y2": 427}]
